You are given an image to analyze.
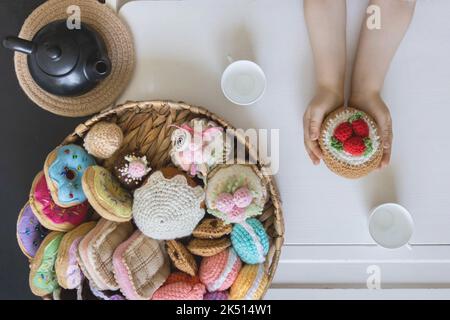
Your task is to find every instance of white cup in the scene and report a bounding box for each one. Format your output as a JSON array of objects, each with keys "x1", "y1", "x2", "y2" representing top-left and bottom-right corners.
[
  {"x1": 368, "y1": 203, "x2": 414, "y2": 250},
  {"x1": 221, "y1": 56, "x2": 267, "y2": 106}
]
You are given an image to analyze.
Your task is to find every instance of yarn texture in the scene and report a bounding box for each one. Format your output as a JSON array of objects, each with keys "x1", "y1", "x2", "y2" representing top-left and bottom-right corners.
[
  {"x1": 231, "y1": 218, "x2": 269, "y2": 264},
  {"x1": 84, "y1": 122, "x2": 123, "y2": 159}
]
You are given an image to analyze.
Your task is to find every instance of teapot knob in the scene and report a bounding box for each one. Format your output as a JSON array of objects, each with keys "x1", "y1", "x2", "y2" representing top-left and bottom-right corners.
[{"x1": 45, "y1": 45, "x2": 61, "y2": 60}]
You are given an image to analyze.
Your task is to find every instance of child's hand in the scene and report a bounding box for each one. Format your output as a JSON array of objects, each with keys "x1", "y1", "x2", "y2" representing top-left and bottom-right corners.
[
  {"x1": 303, "y1": 87, "x2": 344, "y2": 165},
  {"x1": 350, "y1": 93, "x2": 393, "y2": 169}
]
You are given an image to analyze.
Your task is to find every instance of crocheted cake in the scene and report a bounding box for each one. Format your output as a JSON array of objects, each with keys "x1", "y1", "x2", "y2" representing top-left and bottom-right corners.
[
  {"x1": 133, "y1": 168, "x2": 205, "y2": 240},
  {"x1": 319, "y1": 107, "x2": 383, "y2": 179},
  {"x1": 83, "y1": 122, "x2": 123, "y2": 159},
  {"x1": 170, "y1": 118, "x2": 230, "y2": 178},
  {"x1": 113, "y1": 151, "x2": 151, "y2": 190},
  {"x1": 206, "y1": 165, "x2": 268, "y2": 224}
]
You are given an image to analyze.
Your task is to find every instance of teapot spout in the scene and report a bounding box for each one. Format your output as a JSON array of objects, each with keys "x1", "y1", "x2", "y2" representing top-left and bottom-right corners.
[
  {"x1": 2, "y1": 36, "x2": 36, "y2": 55},
  {"x1": 85, "y1": 57, "x2": 111, "y2": 82}
]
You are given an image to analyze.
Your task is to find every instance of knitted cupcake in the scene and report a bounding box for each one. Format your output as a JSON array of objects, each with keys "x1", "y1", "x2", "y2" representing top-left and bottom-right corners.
[
  {"x1": 229, "y1": 264, "x2": 268, "y2": 300},
  {"x1": 231, "y1": 218, "x2": 269, "y2": 264},
  {"x1": 199, "y1": 248, "x2": 241, "y2": 292},
  {"x1": 319, "y1": 107, "x2": 383, "y2": 179},
  {"x1": 206, "y1": 165, "x2": 267, "y2": 224},
  {"x1": 113, "y1": 150, "x2": 152, "y2": 190},
  {"x1": 170, "y1": 118, "x2": 230, "y2": 177},
  {"x1": 133, "y1": 168, "x2": 205, "y2": 240},
  {"x1": 83, "y1": 122, "x2": 123, "y2": 159}
]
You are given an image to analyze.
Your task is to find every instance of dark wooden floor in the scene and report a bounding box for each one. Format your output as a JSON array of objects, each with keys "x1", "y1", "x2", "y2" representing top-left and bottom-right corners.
[{"x1": 0, "y1": 0, "x2": 90, "y2": 299}]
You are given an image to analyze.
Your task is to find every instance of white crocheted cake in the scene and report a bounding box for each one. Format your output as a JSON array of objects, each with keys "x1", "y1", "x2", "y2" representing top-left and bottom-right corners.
[{"x1": 132, "y1": 168, "x2": 205, "y2": 240}]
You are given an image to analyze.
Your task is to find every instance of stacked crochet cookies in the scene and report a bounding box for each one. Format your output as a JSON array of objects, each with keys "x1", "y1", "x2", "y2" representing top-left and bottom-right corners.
[{"x1": 17, "y1": 108, "x2": 280, "y2": 300}]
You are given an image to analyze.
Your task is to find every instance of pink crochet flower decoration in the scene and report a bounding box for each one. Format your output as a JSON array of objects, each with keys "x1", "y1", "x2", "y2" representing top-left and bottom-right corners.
[{"x1": 215, "y1": 187, "x2": 253, "y2": 223}]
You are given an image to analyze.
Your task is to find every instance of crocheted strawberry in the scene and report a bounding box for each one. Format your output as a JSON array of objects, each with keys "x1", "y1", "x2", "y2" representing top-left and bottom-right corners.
[
  {"x1": 333, "y1": 122, "x2": 353, "y2": 143},
  {"x1": 352, "y1": 119, "x2": 369, "y2": 138},
  {"x1": 343, "y1": 136, "x2": 366, "y2": 156}
]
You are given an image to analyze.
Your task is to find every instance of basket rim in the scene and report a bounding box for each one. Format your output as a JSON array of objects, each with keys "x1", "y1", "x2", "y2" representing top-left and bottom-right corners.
[{"x1": 61, "y1": 100, "x2": 285, "y2": 299}]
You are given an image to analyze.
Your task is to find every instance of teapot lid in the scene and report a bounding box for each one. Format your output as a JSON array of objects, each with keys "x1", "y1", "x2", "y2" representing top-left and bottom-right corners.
[{"x1": 34, "y1": 30, "x2": 79, "y2": 76}]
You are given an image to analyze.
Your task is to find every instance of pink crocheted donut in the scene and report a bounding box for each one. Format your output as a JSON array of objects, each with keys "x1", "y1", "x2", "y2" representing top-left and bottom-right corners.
[
  {"x1": 199, "y1": 248, "x2": 241, "y2": 292},
  {"x1": 152, "y1": 282, "x2": 206, "y2": 300}
]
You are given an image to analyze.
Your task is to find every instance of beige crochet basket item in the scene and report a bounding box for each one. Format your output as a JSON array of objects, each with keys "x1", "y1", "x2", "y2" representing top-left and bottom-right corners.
[{"x1": 60, "y1": 100, "x2": 285, "y2": 299}]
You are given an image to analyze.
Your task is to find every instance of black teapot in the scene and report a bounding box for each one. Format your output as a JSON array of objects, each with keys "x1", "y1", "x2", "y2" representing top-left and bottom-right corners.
[{"x1": 3, "y1": 20, "x2": 111, "y2": 96}]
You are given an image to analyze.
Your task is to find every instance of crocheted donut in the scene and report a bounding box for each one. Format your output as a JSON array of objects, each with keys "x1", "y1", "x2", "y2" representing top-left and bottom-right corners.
[
  {"x1": 83, "y1": 121, "x2": 123, "y2": 159},
  {"x1": 206, "y1": 165, "x2": 268, "y2": 224},
  {"x1": 29, "y1": 231, "x2": 64, "y2": 297},
  {"x1": 29, "y1": 171, "x2": 90, "y2": 232},
  {"x1": 44, "y1": 144, "x2": 96, "y2": 207},
  {"x1": 133, "y1": 168, "x2": 205, "y2": 240},
  {"x1": 199, "y1": 248, "x2": 241, "y2": 292},
  {"x1": 229, "y1": 264, "x2": 268, "y2": 300},
  {"x1": 55, "y1": 222, "x2": 96, "y2": 290},
  {"x1": 82, "y1": 166, "x2": 133, "y2": 222},
  {"x1": 231, "y1": 218, "x2": 269, "y2": 264},
  {"x1": 319, "y1": 107, "x2": 383, "y2": 179},
  {"x1": 16, "y1": 202, "x2": 48, "y2": 259},
  {"x1": 170, "y1": 118, "x2": 230, "y2": 178}
]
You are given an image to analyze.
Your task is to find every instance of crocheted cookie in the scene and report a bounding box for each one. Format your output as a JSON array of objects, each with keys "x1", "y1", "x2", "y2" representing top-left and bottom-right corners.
[
  {"x1": 83, "y1": 122, "x2": 123, "y2": 159},
  {"x1": 319, "y1": 107, "x2": 383, "y2": 179},
  {"x1": 199, "y1": 248, "x2": 241, "y2": 292},
  {"x1": 206, "y1": 165, "x2": 268, "y2": 224},
  {"x1": 82, "y1": 166, "x2": 133, "y2": 222},
  {"x1": 193, "y1": 218, "x2": 232, "y2": 239},
  {"x1": 231, "y1": 218, "x2": 269, "y2": 264},
  {"x1": 78, "y1": 219, "x2": 133, "y2": 291},
  {"x1": 204, "y1": 291, "x2": 228, "y2": 300},
  {"x1": 165, "y1": 272, "x2": 201, "y2": 286},
  {"x1": 166, "y1": 240, "x2": 198, "y2": 276},
  {"x1": 113, "y1": 230, "x2": 169, "y2": 300},
  {"x1": 55, "y1": 221, "x2": 97, "y2": 290},
  {"x1": 29, "y1": 171, "x2": 90, "y2": 232},
  {"x1": 29, "y1": 231, "x2": 64, "y2": 297},
  {"x1": 44, "y1": 144, "x2": 96, "y2": 207},
  {"x1": 152, "y1": 279, "x2": 206, "y2": 300},
  {"x1": 187, "y1": 237, "x2": 231, "y2": 257},
  {"x1": 170, "y1": 118, "x2": 230, "y2": 177},
  {"x1": 229, "y1": 264, "x2": 268, "y2": 300},
  {"x1": 113, "y1": 150, "x2": 151, "y2": 190},
  {"x1": 133, "y1": 168, "x2": 205, "y2": 240},
  {"x1": 16, "y1": 202, "x2": 48, "y2": 259}
]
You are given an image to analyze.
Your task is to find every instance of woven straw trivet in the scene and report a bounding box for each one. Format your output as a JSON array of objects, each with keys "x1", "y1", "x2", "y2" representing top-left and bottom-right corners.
[
  {"x1": 59, "y1": 100, "x2": 285, "y2": 299},
  {"x1": 14, "y1": 0, "x2": 135, "y2": 117}
]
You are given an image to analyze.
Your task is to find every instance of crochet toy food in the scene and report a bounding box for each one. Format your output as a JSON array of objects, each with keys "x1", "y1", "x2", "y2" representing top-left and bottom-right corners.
[
  {"x1": 229, "y1": 264, "x2": 268, "y2": 300},
  {"x1": 29, "y1": 171, "x2": 90, "y2": 232},
  {"x1": 113, "y1": 231, "x2": 170, "y2": 300},
  {"x1": 231, "y1": 218, "x2": 269, "y2": 264},
  {"x1": 133, "y1": 168, "x2": 205, "y2": 240},
  {"x1": 199, "y1": 248, "x2": 242, "y2": 292},
  {"x1": 16, "y1": 202, "x2": 48, "y2": 259},
  {"x1": 83, "y1": 122, "x2": 123, "y2": 159},
  {"x1": 152, "y1": 277, "x2": 206, "y2": 300},
  {"x1": 113, "y1": 151, "x2": 151, "y2": 190},
  {"x1": 206, "y1": 165, "x2": 268, "y2": 224},
  {"x1": 319, "y1": 107, "x2": 383, "y2": 179},
  {"x1": 187, "y1": 237, "x2": 231, "y2": 257},
  {"x1": 166, "y1": 240, "x2": 198, "y2": 276},
  {"x1": 204, "y1": 291, "x2": 229, "y2": 300},
  {"x1": 193, "y1": 218, "x2": 232, "y2": 239},
  {"x1": 78, "y1": 219, "x2": 133, "y2": 291},
  {"x1": 29, "y1": 231, "x2": 63, "y2": 297},
  {"x1": 55, "y1": 222, "x2": 96, "y2": 290},
  {"x1": 44, "y1": 144, "x2": 96, "y2": 207},
  {"x1": 82, "y1": 166, "x2": 133, "y2": 222},
  {"x1": 170, "y1": 118, "x2": 229, "y2": 177}
]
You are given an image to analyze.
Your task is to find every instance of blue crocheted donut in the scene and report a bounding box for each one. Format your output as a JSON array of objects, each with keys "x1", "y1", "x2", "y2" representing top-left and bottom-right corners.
[
  {"x1": 231, "y1": 218, "x2": 269, "y2": 264},
  {"x1": 47, "y1": 144, "x2": 96, "y2": 206}
]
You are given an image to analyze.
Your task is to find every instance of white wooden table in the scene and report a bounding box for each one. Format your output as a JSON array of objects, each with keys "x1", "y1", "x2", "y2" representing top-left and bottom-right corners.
[{"x1": 111, "y1": 0, "x2": 450, "y2": 299}]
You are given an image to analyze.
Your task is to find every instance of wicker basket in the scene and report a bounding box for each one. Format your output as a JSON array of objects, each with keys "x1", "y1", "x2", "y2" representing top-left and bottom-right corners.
[{"x1": 59, "y1": 100, "x2": 284, "y2": 299}]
